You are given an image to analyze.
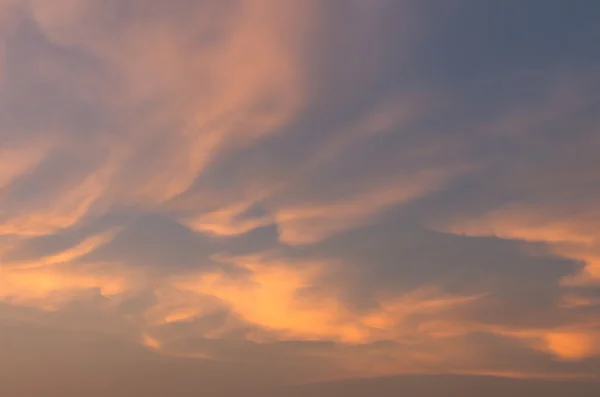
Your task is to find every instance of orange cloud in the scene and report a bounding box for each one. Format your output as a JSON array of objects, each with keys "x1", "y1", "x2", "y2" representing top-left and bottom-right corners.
[
  {"x1": 274, "y1": 169, "x2": 458, "y2": 245},
  {"x1": 0, "y1": 0, "x2": 316, "y2": 224},
  {"x1": 0, "y1": 152, "x2": 120, "y2": 236},
  {"x1": 558, "y1": 249, "x2": 600, "y2": 287},
  {"x1": 165, "y1": 253, "x2": 481, "y2": 346},
  {"x1": 490, "y1": 326, "x2": 600, "y2": 362},
  {"x1": 170, "y1": 256, "x2": 358, "y2": 342},
  {"x1": 0, "y1": 229, "x2": 130, "y2": 312},
  {"x1": 431, "y1": 203, "x2": 600, "y2": 363},
  {"x1": 0, "y1": 142, "x2": 50, "y2": 191},
  {"x1": 561, "y1": 293, "x2": 600, "y2": 309},
  {"x1": 141, "y1": 333, "x2": 162, "y2": 350},
  {"x1": 2, "y1": 230, "x2": 117, "y2": 270},
  {"x1": 181, "y1": 166, "x2": 461, "y2": 245},
  {"x1": 177, "y1": 93, "x2": 453, "y2": 244},
  {"x1": 433, "y1": 203, "x2": 600, "y2": 285},
  {"x1": 542, "y1": 331, "x2": 600, "y2": 361},
  {"x1": 181, "y1": 201, "x2": 274, "y2": 237},
  {"x1": 434, "y1": 204, "x2": 598, "y2": 245},
  {"x1": 0, "y1": 265, "x2": 127, "y2": 310}
]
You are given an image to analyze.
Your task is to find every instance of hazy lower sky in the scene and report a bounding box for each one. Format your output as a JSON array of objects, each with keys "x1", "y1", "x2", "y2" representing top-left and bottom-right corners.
[{"x1": 1, "y1": 1, "x2": 600, "y2": 396}]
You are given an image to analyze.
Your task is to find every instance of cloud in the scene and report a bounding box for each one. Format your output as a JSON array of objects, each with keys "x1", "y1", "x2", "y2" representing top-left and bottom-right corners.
[
  {"x1": 433, "y1": 203, "x2": 600, "y2": 284},
  {"x1": 543, "y1": 330, "x2": 600, "y2": 361},
  {"x1": 0, "y1": 141, "x2": 49, "y2": 190},
  {"x1": 1, "y1": 0, "x2": 600, "y2": 393},
  {"x1": 273, "y1": 168, "x2": 456, "y2": 245},
  {"x1": 0, "y1": 264, "x2": 127, "y2": 310},
  {"x1": 1, "y1": 0, "x2": 315, "y2": 222},
  {"x1": 177, "y1": 92, "x2": 465, "y2": 245},
  {"x1": 1, "y1": 229, "x2": 116, "y2": 269},
  {"x1": 156, "y1": 251, "x2": 483, "y2": 350}
]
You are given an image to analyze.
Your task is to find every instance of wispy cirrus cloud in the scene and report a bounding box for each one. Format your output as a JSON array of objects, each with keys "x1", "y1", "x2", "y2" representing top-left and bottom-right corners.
[{"x1": 2, "y1": 1, "x2": 600, "y2": 395}]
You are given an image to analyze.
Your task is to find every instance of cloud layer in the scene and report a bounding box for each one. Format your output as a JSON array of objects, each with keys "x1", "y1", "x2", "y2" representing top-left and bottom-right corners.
[{"x1": 1, "y1": 0, "x2": 600, "y2": 395}]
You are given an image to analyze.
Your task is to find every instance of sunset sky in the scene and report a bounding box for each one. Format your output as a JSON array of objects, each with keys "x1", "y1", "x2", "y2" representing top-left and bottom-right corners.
[{"x1": 1, "y1": 1, "x2": 600, "y2": 396}]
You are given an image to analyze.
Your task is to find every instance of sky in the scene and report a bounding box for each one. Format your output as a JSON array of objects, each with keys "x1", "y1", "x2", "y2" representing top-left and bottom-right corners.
[{"x1": 1, "y1": 0, "x2": 600, "y2": 396}]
